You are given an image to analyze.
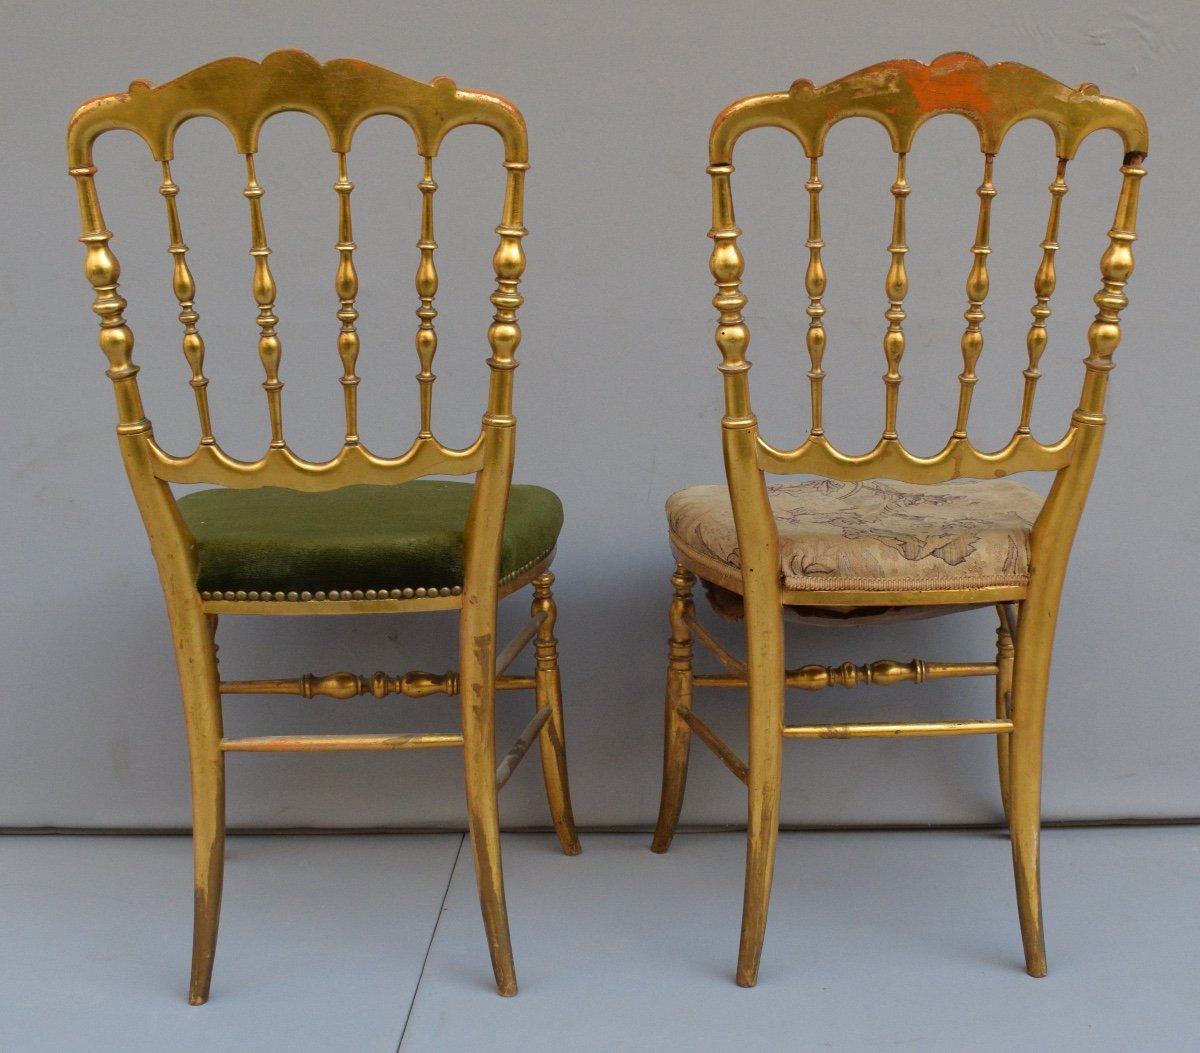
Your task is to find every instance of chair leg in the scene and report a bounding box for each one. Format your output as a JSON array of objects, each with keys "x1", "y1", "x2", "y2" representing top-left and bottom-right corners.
[
  {"x1": 736, "y1": 599, "x2": 785, "y2": 988},
  {"x1": 531, "y1": 573, "x2": 581, "y2": 856},
  {"x1": 460, "y1": 607, "x2": 517, "y2": 995},
  {"x1": 995, "y1": 605, "x2": 1015, "y2": 829},
  {"x1": 651, "y1": 564, "x2": 695, "y2": 853},
  {"x1": 1008, "y1": 597, "x2": 1052, "y2": 977},
  {"x1": 175, "y1": 610, "x2": 226, "y2": 1006}
]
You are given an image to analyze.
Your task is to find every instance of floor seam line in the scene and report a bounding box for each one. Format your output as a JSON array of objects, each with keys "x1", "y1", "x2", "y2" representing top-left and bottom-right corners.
[{"x1": 397, "y1": 831, "x2": 464, "y2": 1052}]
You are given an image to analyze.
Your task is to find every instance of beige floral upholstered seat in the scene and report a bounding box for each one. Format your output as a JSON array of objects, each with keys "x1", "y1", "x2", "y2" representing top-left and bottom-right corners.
[{"x1": 667, "y1": 478, "x2": 1043, "y2": 595}]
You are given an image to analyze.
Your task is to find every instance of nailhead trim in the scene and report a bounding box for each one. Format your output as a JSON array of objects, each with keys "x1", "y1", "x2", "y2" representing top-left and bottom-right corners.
[
  {"x1": 202, "y1": 585, "x2": 463, "y2": 602},
  {"x1": 199, "y1": 548, "x2": 553, "y2": 603}
]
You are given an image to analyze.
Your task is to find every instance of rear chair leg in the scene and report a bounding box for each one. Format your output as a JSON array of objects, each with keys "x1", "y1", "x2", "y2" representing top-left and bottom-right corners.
[
  {"x1": 1009, "y1": 597, "x2": 1052, "y2": 977},
  {"x1": 651, "y1": 564, "x2": 696, "y2": 853},
  {"x1": 460, "y1": 609, "x2": 517, "y2": 995},
  {"x1": 531, "y1": 573, "x2": 581, "y2": 855},
  {"x1": 178, "y1": 610, "x2": 225, "y2": 1005},
  {"x1": 735, "y1": 598, "x2": 785, "y2": 987}
]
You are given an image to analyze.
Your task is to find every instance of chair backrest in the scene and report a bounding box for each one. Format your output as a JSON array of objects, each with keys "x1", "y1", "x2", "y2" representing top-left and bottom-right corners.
[
  {"x1": 706, "y1": 53, "x2": 1147, "y2": 593},
  {"x1": 69, "y1": 50, "x2": 528, "y2": 496}
]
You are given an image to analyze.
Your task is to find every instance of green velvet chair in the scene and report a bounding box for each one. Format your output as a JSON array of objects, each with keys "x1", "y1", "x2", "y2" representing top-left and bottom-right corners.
[{"x1": 68, "y1": 50, "x2": 579, "y2": 1003}]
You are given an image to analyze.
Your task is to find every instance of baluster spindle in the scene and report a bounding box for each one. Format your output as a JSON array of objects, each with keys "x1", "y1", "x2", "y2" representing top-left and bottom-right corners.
[
  {"x1": 485, "y1": 161, "x2": 528, "y2": 421},
  {"x1": 953, "y1": 154, "x2": 996, "y2": 439},
  {"x1": 72, "y1": 168, "x2": 146, "y2": 431},
  {"x1": 243, "y1": 154, "x2": 284, "y2": 448},
  {"x1": 882, "y1": 153, "x2": 910, "y2": 440},
  {"x1": 804, "y1": 157, "x2": 827, "y2": 438},
  {"x1": 415, "y1": 156, "x2": 439, "y2": 439},
  {"x1": 1077, "y1": 157, "x2": 1145, "y2": 419},
  {"x1": 159, "y1": 161, "x2": 213, "y2": 445},
  {"x1": 1018, "y1": 159, "x2": 1069, "y2": 434},
  {"x1": 708, "y1": 164, "x2": 752, "y2": 422},
  {"x1": 333, "y1": 152, "x2": 360, "y2": 445}
]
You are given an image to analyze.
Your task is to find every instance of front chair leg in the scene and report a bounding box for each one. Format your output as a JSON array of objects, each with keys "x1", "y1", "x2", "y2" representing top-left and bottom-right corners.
[
  {"x1": 176, "y1": 609, "x2": 226, "y2": 1005},
  {"x1": 736, "y1": 599, "x2": 785, "y2": 987},
  {"x1": 531, "y1": 573, "x2": 581, "y2": 855},
  {"x1": 651, "y1": 564, "x2": 696, "y2": 853},
  {"x1": 460, "y1": 609, "x2": 517, "y2": 995},
  {"x1": 995, "y1": 605, "x2": 1015, "y2": 828},
  {"x1": 1009, "y1": 597, "x2": 1052, "y2": 977}
]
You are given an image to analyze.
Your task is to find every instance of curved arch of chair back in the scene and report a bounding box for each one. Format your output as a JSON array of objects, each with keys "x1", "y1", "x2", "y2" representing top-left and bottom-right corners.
[
  {"x1": 69, "y1": 50, "x2": 529, "y2": 603},
  {"x1": 707, "y1": 52, "x2": 1147, "y2": 604}
]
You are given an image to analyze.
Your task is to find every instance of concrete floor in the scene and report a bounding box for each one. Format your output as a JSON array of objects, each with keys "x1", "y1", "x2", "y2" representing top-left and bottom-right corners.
[{"x1": 1, "y1": 827, "x2": 1196, "y2": 1051}]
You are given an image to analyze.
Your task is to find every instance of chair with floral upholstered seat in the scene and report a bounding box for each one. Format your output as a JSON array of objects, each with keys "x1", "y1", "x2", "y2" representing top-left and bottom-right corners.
[
  {"x1": 650, "y1": 53, "x2": 1147, "y2": 985},
  {"x1": 68, "y1": 50, "x2": 579, "y2": 1002}
]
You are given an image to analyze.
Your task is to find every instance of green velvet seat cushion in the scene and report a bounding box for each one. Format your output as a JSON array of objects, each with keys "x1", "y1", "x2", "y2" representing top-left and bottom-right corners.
[{"x1": 177, "y1": 480, "x2": 563, "y2": 595}]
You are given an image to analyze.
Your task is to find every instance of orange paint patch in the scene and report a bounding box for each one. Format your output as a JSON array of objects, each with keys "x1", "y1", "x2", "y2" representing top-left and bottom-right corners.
[{"x1": 909, "y1": 68, "x2": 998, "y2": 120}]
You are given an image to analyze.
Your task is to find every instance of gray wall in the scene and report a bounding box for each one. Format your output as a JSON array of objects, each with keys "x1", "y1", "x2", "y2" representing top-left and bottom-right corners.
[{"x1": 3, "y1": 0, "x2": 1196, "y2": 829}]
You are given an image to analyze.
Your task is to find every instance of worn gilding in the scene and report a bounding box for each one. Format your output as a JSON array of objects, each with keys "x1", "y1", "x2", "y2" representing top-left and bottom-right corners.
[{"x1": 710, "y1": 51, "x2": 1148, "y2": 161}]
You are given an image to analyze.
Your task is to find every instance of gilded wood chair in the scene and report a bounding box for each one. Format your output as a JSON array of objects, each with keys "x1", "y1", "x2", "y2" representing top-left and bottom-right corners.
[
  {"x1": 67, "y1": 51, "x2": 580, "y2": 1002},
  {"x1": 651, "y1": 53, "x2": 1147, "y2": 985}
]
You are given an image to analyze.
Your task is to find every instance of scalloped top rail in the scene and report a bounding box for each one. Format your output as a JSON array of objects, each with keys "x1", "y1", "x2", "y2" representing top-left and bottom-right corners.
[
  {"x1": 709, "y1": 52, "x2": 1149, "y2": 161},
  {"x1": 146, "y1": 431, "x2": 487, "y2": 491},
  {"x1": 755, "y1": 429, "x2": 1076, "y2": 484},
  {"x1": 67, "y1": 49, "x2": 528, "y2": 164}
]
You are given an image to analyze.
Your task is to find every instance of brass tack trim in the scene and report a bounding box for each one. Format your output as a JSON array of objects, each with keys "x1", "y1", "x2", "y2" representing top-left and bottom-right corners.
[{"x1": 200, "y1": 546, "x2": 552, "y2": 602}]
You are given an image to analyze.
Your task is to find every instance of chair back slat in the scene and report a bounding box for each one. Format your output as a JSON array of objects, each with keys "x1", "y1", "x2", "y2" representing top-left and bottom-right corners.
[
  {"x1": 415, "y1": 155, "x2": 439, "y2": 439},
  {"x1": 882, "y1": 153, "x2": 910, "y2": 440},
  {"x1": 333, "y1": 151, "x2": 361, "y2": 445},
  {"x1": 242, "y1": 153, "x2": 285, "y2": 448},
  {"x1": 1019, "y1": 158, "x2": 1069, "y2": 434},
  {"x1": 803, "y1": 157, "x2": 826, "y2": 438},
  {"x1": 954, "y1": 153, "x2": 996, "y2": 438},
  {"x1": 158, "y1": 160, "x2": 214, "y2": 444}
]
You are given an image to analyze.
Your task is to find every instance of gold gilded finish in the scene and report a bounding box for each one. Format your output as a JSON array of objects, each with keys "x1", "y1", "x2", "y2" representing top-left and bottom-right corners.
[
  {"x1": 995, "y1": 605, "x2": 1016, "y2": 825},
  {"x1": 651, "y1": 566, "x2": 698, "y2": 852},
  {"x1": 653, "y1": 53, "x2": 1147, "y2": 987},
  {"x1": 415, "y1": 156, "x2": 439, "y2": 438},
  {"x1": 692, "y1": 658, "x2": 998, "y2": 691},
  {"x1": 496, "y1": 611, "x2": 549, "y2": 676},
  {"x1": 68, "y1": 51, "x2": 578, "y2": 1003},
  {"x1": 159, "y1": 161, "x2": 214, "y2": 444},
  {"x1": 334, "y1": 152, "x2": 361, "y2": 445},
  {"x1": 495, "y1": 706, "x2": 554, "y2": 790},
  {"x1": 684, "y1": 610, "x2": 746, "y2": 676},
  {"x1": 530, "y1": 573, "x2": 582, "y2": 855},
  {"x1": 955, "y1": 154, "x2": 995, "y2": 438},
  {"x1": 1020, "y1": 160, "x2": 1068, "y2": 434},
  {"x1": 803, "y1": 157, "x2": 827, "y2": 438},
  {"x1": 781, "y1": 720, "x2": 1012, "y2": 740},
  {"x1": 222, "y1": 732, "x2": 465, "y2": 752},
  {"x1": 219, "y1": 669, "x2": 459, "y2": 699},
  {"x1": 677, "y1": 706, "x2": 748, "y2": 785},
  {"x1": 882, "y1": 152, "x2": 909, "y2": 439}
]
